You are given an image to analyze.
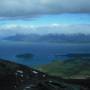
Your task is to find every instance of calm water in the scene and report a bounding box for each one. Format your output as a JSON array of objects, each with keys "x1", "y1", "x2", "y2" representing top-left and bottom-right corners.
[{"x1": 0, "y1": 40, "x2": 90, "y2": 67}]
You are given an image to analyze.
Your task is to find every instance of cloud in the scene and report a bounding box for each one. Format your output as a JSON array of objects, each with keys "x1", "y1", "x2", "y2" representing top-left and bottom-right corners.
[
  {"x1": 0, "y1": 0, "x2": 90, "y2": 18},
  {"x1": 0, "y1": 24, "x2": 90, "y2": 38}
]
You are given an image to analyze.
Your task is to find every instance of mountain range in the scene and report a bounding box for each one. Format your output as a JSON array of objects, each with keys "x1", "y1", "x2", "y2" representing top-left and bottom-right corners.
[{"x1": 2, "y1": 33, "x2": 90, "y2": 43}]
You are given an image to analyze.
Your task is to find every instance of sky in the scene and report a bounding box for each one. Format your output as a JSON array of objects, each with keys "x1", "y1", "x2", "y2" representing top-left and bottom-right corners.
[{"x1": 0, "y1": 0, "x2": 90, "y2": 37}]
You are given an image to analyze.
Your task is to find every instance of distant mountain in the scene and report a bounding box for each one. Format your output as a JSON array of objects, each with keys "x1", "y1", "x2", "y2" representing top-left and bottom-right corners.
[
  {"x1": 40, "y1": 34, "x2": 90, "y2": 43},
  {"x1": 3, "y1": 33, "x2": 90, "y2": 43},
  {"x1": 3, "y1": 34, "x2": 41, "y2": 42}
]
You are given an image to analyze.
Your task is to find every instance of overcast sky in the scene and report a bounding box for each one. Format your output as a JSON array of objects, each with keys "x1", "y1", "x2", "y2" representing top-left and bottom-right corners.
[
  {"x1": 0, "y1": 0, "x2": 90, "y2": 37},
  {"x1": 0, "y1": 0, "x2": 90, "y2": 17}
]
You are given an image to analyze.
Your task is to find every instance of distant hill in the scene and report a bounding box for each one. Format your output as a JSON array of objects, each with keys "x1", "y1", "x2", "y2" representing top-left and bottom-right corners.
[
  {"x1": 3, "y1": 33, "x2": 90, "y2": 43},
  {"x1": 38, "y1": 55, "x2": 90, "y2": 79}
]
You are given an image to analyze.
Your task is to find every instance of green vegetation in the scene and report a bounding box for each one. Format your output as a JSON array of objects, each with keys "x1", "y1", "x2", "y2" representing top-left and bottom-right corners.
[
  {"x1": 16, "y1": 53, "x2": 33, "y2": 60},
  {"x1": 38, "y1": 58, "x2": 90, "y2": 79}
]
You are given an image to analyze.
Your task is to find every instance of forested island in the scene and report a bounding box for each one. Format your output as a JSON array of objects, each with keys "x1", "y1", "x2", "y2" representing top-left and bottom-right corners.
[{"x1": 16, "y1": 53, "x2": 33, "y2": 60}]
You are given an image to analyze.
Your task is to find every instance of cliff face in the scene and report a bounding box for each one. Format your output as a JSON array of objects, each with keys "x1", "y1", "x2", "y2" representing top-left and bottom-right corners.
[{"x1": 0, "y1": 59, "x2": 89, "y2": 90}]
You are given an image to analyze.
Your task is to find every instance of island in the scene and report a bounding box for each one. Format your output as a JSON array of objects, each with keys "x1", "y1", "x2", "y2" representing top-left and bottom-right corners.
[{"x1": 16, "y1": 53, "x2": 33, "y2": 60}]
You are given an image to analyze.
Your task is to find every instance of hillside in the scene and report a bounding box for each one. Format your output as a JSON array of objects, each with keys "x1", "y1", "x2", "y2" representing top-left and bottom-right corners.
[
  {"x1": 0, "y1": 59, "x2": 90, "y2": 90},
  {"x1": 38, "y1": 57, "x2": 90, "y2": 79}
]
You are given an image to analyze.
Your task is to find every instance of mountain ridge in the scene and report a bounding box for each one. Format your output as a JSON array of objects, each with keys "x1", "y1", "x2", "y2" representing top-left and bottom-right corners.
[{"x1": 2, "y1": 33, "x2": 90, "y2": 43}]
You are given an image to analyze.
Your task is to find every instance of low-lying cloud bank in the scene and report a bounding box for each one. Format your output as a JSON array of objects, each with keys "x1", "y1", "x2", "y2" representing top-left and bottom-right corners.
[{"x1": 0, "y1": 24, "x2": 90, "y2": 38}]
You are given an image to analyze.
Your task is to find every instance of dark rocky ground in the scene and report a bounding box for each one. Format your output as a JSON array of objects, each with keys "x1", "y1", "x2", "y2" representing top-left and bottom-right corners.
[{"x1": 0, "y1": 59, "x2": 90, "y2": 90}]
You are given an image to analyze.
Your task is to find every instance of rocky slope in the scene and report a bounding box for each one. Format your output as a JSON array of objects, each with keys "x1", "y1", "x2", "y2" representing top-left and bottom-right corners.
[{"x1": 0, "y1": 59, "x2": 90, "y2": 90}]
